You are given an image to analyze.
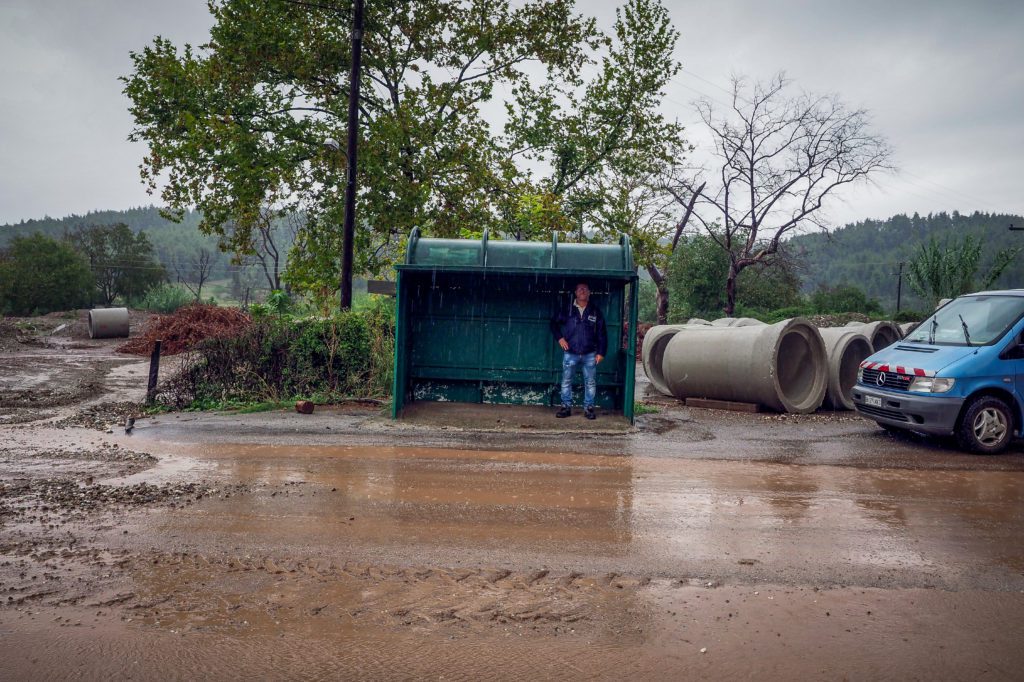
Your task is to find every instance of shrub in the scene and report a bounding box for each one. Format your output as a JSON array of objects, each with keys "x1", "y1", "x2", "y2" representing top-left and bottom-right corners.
[
  {"x1": 138, "y1": 283, "x2": 194, "y2": 313},
  {"x1": 893, "y1": 309, "x2": 925, "y2": 323},
  {"x1": 810, "y1": 284, "x2": 883, "y2": 316},
  {"x1": 160, "y1": 297, "x2": 395, "y2": 408}
]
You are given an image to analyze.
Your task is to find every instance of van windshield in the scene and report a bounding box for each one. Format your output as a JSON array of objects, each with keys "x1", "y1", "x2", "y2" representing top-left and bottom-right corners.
[{"x1": 905, "y1": 295, "x2": 1024, "y2": 346}]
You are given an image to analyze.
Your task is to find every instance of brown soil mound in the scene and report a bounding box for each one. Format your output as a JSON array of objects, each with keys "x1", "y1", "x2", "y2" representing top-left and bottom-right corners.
[{"x1": 117, "y1": 304, "x2": 252, "y2": 356}]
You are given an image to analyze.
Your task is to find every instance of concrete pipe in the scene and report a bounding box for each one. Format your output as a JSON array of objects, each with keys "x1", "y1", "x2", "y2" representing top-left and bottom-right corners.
[
  {"x1": 687, "y1": 318, "x2": 712, "y2": 326},
  {"x1": 818, "y1": 329, "x2": 873, "y2": 411},
  {"x1": 854, "y1": 321, "x2": 902, "y2": 350},
  {"x1": 662, "y1": 318, "x2": 828, "y2": 413},
  {"x1": 88, "y1": 308, "x2": 130, "y2": 339},
  {"x1": 730, "y1": 317, "x2": 765, "y2": 327},
  {"x1": 641, "y1": 324, "x2": 717, "y2": 396},
  {"x1": 899, "y1": 322, "x2": 919, "y2": 336},
  {"x1": 710, "y1": 317, "x2": 765, "y2": 327}
]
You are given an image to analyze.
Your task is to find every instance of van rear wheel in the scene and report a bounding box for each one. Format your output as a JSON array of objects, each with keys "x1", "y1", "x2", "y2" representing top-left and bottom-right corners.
[{"x1": 956, "y1": 396, "x2": 1012, "y2": 454}]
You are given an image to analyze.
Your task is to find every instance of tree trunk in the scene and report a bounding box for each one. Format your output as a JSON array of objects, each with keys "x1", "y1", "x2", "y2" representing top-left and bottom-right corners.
[
  {"x1": 646, "y1": 265, "x2": 669, "y2": 325},
  {"x1": 724, "y1": 260, "x2": 738, "y2": 316}
]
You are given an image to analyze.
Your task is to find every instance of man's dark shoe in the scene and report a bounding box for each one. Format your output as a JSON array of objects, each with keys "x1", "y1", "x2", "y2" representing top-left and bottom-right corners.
[
  {"x1": 556, "y1": 406, "x2": 572, "y2": 418},
  {"x1": 585, "y1": 407, "x2": 596, "y2": 420}
]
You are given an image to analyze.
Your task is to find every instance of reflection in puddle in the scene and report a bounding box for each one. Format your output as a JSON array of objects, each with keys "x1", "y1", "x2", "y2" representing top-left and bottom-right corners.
[{"x1": 110, "y1": 442, "x2": 1024, "y2": 587}]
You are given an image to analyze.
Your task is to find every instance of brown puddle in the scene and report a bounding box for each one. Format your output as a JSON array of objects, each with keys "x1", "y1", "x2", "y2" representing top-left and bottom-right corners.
[
  {"x1": 5, "y1": 438, "x2": 1024, "y2": 677},
  {"x1": 100, "y1": 441, "x2": 1024, "y2": 586}
]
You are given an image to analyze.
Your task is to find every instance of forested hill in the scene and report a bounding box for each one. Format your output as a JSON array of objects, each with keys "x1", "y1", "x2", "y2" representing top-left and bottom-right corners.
[
  {"x1": 0, "y1": 206, "x2": 202, "y2": 245},
  {"x1": 790, "y1": 211, "x2": 1024, "y2": 312}
]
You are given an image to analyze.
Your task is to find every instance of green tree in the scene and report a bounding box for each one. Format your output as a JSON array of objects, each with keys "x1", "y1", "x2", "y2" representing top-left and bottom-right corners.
[
  {"x1": 507, "y1": 0, "x2": 689, "y2": 322},
  {"x1": 907, "y1": 235, "x2": 1018, "y2": 305},
  {"x1": 810, "y1": 284, "x2": 882, "y2": 315},
  {"x1": 0, "y1": 234, "x2": 94, "y2": 315},
  {"x1": 736, "y1": 261, "x2": 803, "y2": 313},
  {"x1": 71, "y1": 223, "x2": 166, "y2": 305},
  {"x1": 666, "y1": 231, "x2": 803, "y2": 320},
  {"x1": 665, "y1": 232, "x2": 729, "y2": 320},
  {"x1": 123, "y1": 0, "x2": 601, "y2": 294}
]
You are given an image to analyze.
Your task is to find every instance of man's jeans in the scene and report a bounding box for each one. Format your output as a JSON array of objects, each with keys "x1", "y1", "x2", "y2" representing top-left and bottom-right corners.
[{"x1": 561, "y1": 351, "x2": 597, "y2": 408}]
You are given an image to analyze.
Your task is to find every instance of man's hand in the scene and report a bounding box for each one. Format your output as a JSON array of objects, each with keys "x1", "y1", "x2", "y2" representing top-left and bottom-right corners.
[
  {"x1": 559, "y1": 338, "x2": 569, "y2": 351},
  {"x1": 596, "y1": 354, "x2": 604, "y2": 364}
]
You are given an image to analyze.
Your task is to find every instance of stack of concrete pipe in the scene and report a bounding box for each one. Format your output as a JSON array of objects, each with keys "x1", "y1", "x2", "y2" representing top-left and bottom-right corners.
[
  {"x1": 642, "y1": 318, "x2": 886, "y2": 412},
  {"x1": 842, "y1": 320, "x2": 902, "y2": 350},
  {"x1": 644, "y1": 318, "x2": 828, "y2": 413}
]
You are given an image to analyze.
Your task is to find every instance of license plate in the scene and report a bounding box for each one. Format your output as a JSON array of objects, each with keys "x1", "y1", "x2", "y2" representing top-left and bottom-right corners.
[{"x1": 865, "y1": 395, "x2": 882, "y2": 408}]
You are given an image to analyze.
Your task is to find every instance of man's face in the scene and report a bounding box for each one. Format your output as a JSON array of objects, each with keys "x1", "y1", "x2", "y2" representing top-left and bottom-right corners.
[{"x1": 575, "y1": 283, "x2": 590, "y2": 306}]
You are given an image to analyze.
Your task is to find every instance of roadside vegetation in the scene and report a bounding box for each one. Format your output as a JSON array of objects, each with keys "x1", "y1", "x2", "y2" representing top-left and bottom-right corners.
[{"x1": 151, "y1": 296, "x2": 395, "y2": 410}]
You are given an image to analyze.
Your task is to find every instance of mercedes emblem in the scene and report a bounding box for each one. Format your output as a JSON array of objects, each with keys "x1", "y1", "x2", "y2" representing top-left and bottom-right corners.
[{"x1": 876, "y1": 372, "x2": 887, "y2": 386}]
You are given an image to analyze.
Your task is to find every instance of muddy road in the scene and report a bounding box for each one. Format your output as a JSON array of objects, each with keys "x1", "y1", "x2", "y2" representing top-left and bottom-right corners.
[{"x1": 1, "y1": 324, "x2": 1024, "y2": 679}]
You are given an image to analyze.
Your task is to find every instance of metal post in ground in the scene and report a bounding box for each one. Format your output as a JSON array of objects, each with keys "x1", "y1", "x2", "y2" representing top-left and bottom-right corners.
[
  {"x1": 146, "y1": 339, "x2": 162, "y2": 405},
  {"x1": 340, "y1": 0, "x2": 364, "y2": 311},
  {"x1": 896, "y1": 261, "x2": 904, "y2": 313}
]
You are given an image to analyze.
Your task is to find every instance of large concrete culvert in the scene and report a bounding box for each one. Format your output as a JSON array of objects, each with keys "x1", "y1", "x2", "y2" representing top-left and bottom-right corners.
[
  {"x1": 818, "y1": 329, "x2": 873, "y2": 410},
  {"x1": 88, "y1": 307, "x2": 130, "y2": 339},
  {"x1": 661, "y1": 318, "x2": 827, "y2": 413},
  {"x1": 710, "y1": 317, "x2": 765, "y2": 328},
  {"x1": 843, "y1": 320, "x2": 902, "y2": 350},
  {"x1": 641, "y1": 325, "x2": 701, "y2": 396}
]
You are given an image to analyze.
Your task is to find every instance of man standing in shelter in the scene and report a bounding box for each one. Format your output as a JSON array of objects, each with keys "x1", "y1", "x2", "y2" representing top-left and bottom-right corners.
[{"x1": 551, "y1": 281, "x2": 607, "y2": 419}]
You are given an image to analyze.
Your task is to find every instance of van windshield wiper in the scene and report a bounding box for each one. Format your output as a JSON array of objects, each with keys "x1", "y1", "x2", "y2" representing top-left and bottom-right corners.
[
  {"x1": 929, "y1": 317, "x2": 938, "y2": 345},
  {"x1": 958, "y1": 314, "x2": 971, "y2": 345}
]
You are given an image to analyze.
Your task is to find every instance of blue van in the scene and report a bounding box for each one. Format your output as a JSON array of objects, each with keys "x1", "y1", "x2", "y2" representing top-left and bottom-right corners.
[{"x1": 852, "y1": 290, "x2": 1024, "y2": 454}]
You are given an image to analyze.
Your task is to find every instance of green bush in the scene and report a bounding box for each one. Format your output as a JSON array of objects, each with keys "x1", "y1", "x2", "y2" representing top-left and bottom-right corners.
[
  {"x1": 138, "y1": 283, "x2": 194, "y2": 313},
  {"x1": 810, "y1": 284, "x2": 883, "y2": 316},
  {"x1": 164, "y1": 296, "x2": 395, "y2": 408},
  {"x1": 893, "y1": 309, "x2": 925, "y2": 323}
]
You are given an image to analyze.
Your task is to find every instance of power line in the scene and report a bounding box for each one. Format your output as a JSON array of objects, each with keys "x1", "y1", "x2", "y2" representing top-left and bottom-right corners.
[{"x1": 898, "y1": 169, "x2": 1003, "y2": 213}]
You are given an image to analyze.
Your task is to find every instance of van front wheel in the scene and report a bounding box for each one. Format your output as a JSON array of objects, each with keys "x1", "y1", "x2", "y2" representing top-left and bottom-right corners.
[{"x1": 956, "y1": 396, "x2": 1013, "y2": 454}]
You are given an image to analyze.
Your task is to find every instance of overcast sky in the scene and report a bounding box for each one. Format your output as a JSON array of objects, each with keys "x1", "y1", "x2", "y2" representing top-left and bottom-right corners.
[{"x1": 1, "y1": 0, "x2": 1021, "y2": 228}]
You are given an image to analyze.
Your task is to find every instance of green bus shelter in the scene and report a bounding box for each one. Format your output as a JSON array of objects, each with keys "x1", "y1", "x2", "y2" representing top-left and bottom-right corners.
[{"x1": 391, "y1": 228, "x2": 640, "y2": 422}]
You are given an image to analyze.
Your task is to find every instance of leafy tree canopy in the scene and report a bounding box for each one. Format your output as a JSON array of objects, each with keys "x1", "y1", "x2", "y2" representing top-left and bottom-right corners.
[
  {"x1": 665, "y1": 231, "x2": 802, "y2": 320},
  {"x1": 0, "y1": 234, "x2": 94, "y2": 315},
  {"x1": 71, "y1": 223, "x2": 166, "y2": 305},
  {"x1": 907, "y1": 234, "x2": 1018, "y2": 305},
  {"x1": 123, "y1": 0, "x2": 684, "y2": 295}
]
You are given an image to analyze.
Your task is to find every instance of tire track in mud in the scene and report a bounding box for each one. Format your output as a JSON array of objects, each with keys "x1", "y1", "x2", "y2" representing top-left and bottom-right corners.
[{"x1": 118, "y1": 552, "x2": 664, "y2": 636}]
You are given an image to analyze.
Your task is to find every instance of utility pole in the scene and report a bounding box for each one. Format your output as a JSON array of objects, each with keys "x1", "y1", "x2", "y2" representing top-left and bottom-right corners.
[
  {"x1": 896, "y1": 261, "x2": 905, "y2": 313},
  {"x1": 340, "y1": 0, "x2": 364, "y2": 311}
]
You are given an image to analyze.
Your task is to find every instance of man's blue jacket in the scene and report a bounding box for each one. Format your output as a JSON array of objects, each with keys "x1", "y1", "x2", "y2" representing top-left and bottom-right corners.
[{"x1": 550, "y1": 299, "x2": 607, "y2": 356}]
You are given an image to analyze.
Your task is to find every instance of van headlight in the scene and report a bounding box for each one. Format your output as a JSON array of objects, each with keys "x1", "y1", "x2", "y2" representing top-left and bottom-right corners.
[
  {"x1": 908, "y1": 377, "x2": 955, "y2": 393},
  {"x1": 857, "y1": 367, "x2": 864, "y2": 383}
]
